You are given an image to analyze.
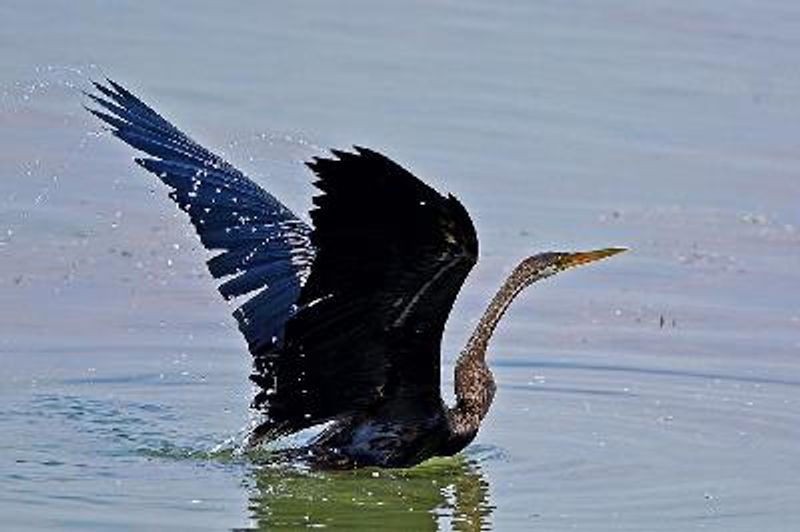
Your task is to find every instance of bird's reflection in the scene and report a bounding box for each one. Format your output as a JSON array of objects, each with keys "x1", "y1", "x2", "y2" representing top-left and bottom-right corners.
[{"x1": 240, "y1": 454, "x2": 493, "y2": 531}]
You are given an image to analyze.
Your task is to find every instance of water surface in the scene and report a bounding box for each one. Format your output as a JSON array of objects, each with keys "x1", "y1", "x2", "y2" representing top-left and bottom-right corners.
[{"x1": 1, "y1": 1, "x2": 799, "y2": 530}]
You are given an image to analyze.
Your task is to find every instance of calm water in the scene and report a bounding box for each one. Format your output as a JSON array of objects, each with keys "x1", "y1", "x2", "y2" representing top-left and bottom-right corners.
[{"x1": 2, "y1": 1, "x2": 799, "y2": 530}]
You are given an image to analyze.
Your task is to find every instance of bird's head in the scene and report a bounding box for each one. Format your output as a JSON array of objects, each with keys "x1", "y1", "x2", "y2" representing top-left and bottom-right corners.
[{"x1": 515, "y1": 247, "x2": 627, "y2": 288}]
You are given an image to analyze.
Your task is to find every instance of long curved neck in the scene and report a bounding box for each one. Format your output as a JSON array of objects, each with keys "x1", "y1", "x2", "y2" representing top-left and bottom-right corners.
[{"x1": 447, "y1": 262, "x2": 533, "y2": 440}]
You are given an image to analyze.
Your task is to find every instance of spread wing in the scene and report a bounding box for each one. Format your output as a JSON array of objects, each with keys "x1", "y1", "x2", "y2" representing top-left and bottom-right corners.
[
  {"x1": 252, "y1": 147, "x2": 478, "y2": 437},
  {"x1": 87, "y1": 82, "x2": 479, "y2": 442},
  {"x1": 86, "y1": 80, "x2": 315, "y2": 354}
]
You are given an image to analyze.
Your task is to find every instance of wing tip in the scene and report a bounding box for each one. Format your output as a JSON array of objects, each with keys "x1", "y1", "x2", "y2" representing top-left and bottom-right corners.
[{"x1": 352, "y1": 144, "x2": 375, "y2": 156}]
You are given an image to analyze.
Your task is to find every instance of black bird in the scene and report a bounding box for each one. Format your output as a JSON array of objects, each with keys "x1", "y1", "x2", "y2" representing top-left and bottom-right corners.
[{"x1": 86, "y1": 80, "x2": 624, "y2": 469}]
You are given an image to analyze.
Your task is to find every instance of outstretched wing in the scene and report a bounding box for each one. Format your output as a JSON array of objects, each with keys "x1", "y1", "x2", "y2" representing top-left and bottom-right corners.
[
  {"x1": 252, "y1": 147, "x2": 478, "y2": 437},
  {"x1": 87, "y1": 80, "x2": 315, "y2": 355}
]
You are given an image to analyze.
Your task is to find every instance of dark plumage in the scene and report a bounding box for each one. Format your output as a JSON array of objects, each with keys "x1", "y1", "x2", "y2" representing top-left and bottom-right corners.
[{"x1": 87, "y1": 80, "x2": 624, "y2": 468}]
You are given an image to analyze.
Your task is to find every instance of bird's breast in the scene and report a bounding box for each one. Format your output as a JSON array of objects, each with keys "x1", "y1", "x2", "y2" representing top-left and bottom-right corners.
[{"x1": 329, "y1": 412, "x2": 447, "y2": 468}]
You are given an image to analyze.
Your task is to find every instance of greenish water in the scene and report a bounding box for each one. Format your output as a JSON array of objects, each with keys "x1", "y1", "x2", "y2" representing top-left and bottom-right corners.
[{"x1": 2, "y1": 1, "x2": 800, "y2": 530}]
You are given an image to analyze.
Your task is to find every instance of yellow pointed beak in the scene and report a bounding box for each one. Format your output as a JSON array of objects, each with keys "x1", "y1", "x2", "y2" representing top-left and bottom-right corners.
[{"x1": 558, "y1": 247, "x2": 628, "y2": 269}]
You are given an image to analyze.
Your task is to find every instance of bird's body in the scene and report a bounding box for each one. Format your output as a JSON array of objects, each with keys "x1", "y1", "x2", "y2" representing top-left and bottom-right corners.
[
  {"x1": 294, "y1": 397, "x2": 455, "y2": 468},
  {"x1": 87, "y1": 80, "x2": 624, "y2": 469}
]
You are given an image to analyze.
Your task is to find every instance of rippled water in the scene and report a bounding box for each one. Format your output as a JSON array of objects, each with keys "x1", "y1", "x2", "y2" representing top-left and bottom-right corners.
[{"x1": 2, "y1": 1, "x2": 799, "y2": 530}]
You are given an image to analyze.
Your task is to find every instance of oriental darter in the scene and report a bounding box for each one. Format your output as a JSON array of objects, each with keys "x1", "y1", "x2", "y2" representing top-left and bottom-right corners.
[{"x1": 87, "y1": 80, "x2": 624, "y2": 469}]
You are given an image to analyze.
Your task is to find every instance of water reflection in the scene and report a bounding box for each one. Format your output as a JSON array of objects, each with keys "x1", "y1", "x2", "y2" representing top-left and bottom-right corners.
[{"x1": 240, "y1": 455, "x2": 493, "y2": 531}]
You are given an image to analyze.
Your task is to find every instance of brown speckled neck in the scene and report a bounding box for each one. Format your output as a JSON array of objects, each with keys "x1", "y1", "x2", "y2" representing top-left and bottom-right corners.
[{"x1": 447, "y1": 256, "x2": 555, "y2": 439}]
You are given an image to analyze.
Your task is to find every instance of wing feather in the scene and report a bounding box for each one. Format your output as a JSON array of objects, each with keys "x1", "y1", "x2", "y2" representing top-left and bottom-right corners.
[
  {"x1": 88, "y1": 83, "x2": 479, "y2": 442},
  {"x1": 87, "y1": 80, "x2": 314, "y2": 354},
  {"x1": 252, "y1": 147, "x2": 478, "y2": 436}
]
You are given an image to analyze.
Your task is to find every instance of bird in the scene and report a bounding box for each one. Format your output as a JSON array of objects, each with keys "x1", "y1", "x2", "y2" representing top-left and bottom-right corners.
[{"x1": 86, "y1": 79, "x2": 625, "y2": 469}]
